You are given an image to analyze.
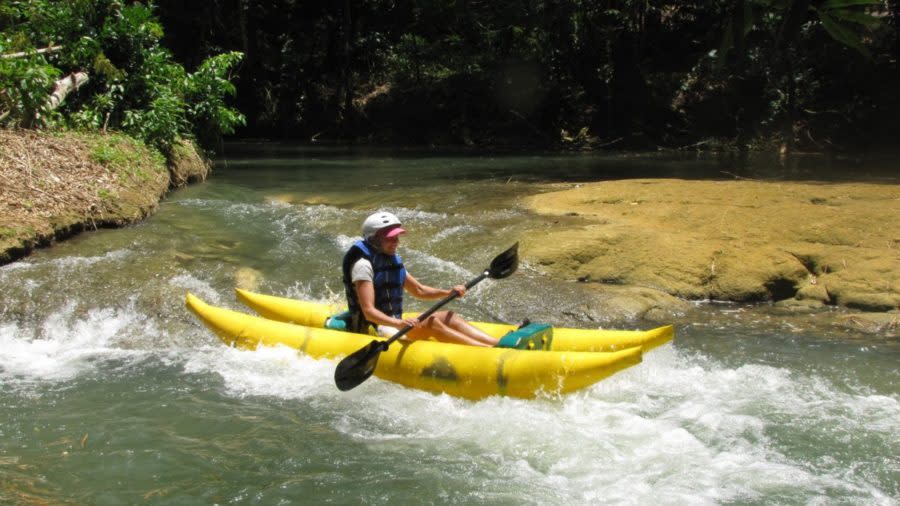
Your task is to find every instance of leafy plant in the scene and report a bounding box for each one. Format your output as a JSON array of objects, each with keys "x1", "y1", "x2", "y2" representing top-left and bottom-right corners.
[
  {"x1": 0, "y1": 0, "x2": 243, "y2": 154},
  {"x1": 0, "y1": 43, "x2": 61, "y2": 126},
  {"x1": 86, "y1": 132, "x2": 162, "y2": 180},
  {"x1": 184, "y1": 51, "x2": 246, "y2": 149}
]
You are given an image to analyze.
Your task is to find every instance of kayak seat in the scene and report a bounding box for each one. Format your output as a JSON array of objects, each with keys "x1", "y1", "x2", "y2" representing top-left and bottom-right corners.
[
  {"x1": 324, "y1": 311, "x2": 383, "y2": 336},
  {"x1": 325, "y1": 311, "x2": 352, "y2": 331},
  {"x1": 495, "y1": 322, "x2": 553, "y2": 351}
]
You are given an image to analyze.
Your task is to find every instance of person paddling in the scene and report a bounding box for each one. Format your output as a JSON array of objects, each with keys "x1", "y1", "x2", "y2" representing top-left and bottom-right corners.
[{"x1": 342, "y1": 211, "x2": 498, "y2": 347}]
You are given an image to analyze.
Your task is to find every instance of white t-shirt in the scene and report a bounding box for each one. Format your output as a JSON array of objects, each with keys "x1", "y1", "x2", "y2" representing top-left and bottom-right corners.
[{"x1": 350, "y1": 258, "x2": 375, "y2": 283}]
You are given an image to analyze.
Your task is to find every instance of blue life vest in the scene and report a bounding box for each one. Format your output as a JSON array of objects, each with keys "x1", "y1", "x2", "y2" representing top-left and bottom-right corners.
[{"x1": 342, "y1": 240, "x2": 407, "y2": 332}]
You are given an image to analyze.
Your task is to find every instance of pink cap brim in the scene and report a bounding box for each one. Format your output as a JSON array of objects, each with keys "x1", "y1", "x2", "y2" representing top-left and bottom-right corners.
[{"x1": 384, "y1": 227, "x2": 406, "y2": 238}]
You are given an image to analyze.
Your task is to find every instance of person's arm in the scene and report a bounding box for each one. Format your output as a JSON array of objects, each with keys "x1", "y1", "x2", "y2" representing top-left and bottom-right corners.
[
  {"x1": 354, "y1": 280, "x2": 418, "y2": 328},
  {"x1": 403, "y1": 272, "x2": 466, "y2": 300}
]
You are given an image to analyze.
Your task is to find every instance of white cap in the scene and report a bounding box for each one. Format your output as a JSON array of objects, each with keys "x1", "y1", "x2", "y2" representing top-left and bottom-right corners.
[{"x1": 362, "y1": 211, "x2": 405, "y2": 239}]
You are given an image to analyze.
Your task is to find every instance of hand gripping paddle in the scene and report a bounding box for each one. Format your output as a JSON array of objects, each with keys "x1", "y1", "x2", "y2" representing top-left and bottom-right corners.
[{"x1": 334, "y1": 243, "x2": 519, "y2": 392}]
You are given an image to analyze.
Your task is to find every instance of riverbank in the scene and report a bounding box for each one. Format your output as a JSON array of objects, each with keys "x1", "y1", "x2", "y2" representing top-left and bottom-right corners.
[
  {"x1": 3, "y1": 134, "x2": 897, "y2": 335},
  {"x1": 0, "y1": 129, "x2": 208, "y2": 265},
  {"x1": 521, "y1": 179, "x2": 899, "y2": 332}
]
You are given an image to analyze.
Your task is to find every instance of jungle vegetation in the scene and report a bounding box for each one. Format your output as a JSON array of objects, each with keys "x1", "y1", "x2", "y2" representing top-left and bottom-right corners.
[
  {"x1": 3, "y1": 1, "x2": 897, "y2": 152},
  {"x1": 0, "y1": 0, "x2": 244, "y2": 154}
]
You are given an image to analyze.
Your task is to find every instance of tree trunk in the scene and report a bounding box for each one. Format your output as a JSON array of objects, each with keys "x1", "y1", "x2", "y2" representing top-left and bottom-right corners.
[
  {"x1": 237, "y1": 0, "x2": 249, "y2": 56},
  {"x1": 892, "y1": 0, "x2": 900, "y2": 67},
  {"x1": 46, "y1": 72, "x2": 89, "y2": 111},
  {"x1": 341, "y1": 0, "x2": 353, "y2": 119},
  {"x1": 24, "y1": 71, "x2": 88, "y2": 127},
  {"x1": 780, "y1": 57, "x2": 796, "y2": 155},
  {"x1": 775, "y1": 0, "x2": 811, "y2": 155},
  {"x1": 0, "y1": 45, "x2": 64, "y2": 59},
  {"x1": 733, "y1": 0, "x2": 746, "y2": 59},
  {"x1": 777, "y1": 0, "x2": 811, "y2": 49},
  {"x1": 29, "y1": 72, "x2": 91, "y2": 128}
]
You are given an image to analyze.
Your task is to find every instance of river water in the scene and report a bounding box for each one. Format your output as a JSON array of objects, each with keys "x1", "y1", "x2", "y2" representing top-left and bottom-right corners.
[{"x1": 1, "y1": 144, "x2": 897, "y2": 504}]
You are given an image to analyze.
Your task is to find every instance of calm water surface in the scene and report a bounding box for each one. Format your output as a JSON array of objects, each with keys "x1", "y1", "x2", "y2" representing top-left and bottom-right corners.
[{"x1": 1, "y1": 144, "x2": 897, "y2": 504}]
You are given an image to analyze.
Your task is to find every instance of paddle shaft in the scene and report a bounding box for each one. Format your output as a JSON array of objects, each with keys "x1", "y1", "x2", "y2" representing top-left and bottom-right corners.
[
  {"x1": 334, "y1": 243, "x2": 517, "y2": 391},
  {"x1": 379, "y1": 270, "x2": 489, "y2": 349}
]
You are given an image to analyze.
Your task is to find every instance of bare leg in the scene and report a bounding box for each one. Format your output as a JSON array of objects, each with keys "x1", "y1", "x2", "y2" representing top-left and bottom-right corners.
[
  {"x1": 434, "y1": 311, "x2": 497, "y2": 346},
  {"x1": 408, "y1": 311, "x2": 498, "y2": 347}
]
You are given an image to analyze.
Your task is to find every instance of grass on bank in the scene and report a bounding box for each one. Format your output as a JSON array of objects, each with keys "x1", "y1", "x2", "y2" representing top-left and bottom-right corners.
[
  {"x1": 86, "y1": 133, "x2": 166, "y2": 182},
  {"x1": 0, "y1": 128, "x2": 197, "y2": 264}
]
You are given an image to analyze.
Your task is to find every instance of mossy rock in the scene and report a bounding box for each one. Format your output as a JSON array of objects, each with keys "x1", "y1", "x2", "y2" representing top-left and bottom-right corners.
[
  {"x1": 0, "y1": 129, "x2": 201, "y2": 265},
  {"x1": 524, "y1": 179, "x2": 900, "y2": 312},
  {"x1": 168, "y1": 139, "x2": 210, "y2": 187}
]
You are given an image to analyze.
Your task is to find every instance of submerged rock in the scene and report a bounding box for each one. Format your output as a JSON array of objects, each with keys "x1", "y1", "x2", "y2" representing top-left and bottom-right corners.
[
  {"x1": 586, "y1": 284, "x2": 693, "y2": 322},
  {"x1": 168, "y1": 139, "x2": 210, "y2": 186},
  {"x1": 835, "y1": 312, "x2": 899, "y2": 337},
  {"x1": 234, "y1": 267, "x2": 262, "y2": 291},
  {"x1": 773, "y1": 297, "x2": 827, "y2": 312}
]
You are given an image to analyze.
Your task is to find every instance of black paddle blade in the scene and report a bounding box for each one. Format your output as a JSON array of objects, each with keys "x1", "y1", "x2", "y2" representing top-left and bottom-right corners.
[
  {"x1": 488, "y1": 242, "x2": 519, "y2": 279},
  {"x1": 335, "y1": 244, "x2": 518, "y2": 392},
  {"x1": 334, "y1": 340, "x2": 385, "y2": 391}
]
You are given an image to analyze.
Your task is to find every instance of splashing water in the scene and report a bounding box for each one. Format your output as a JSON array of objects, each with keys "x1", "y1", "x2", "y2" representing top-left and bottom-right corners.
[{"x1": 1, "y1": 147, "x2": 897, "y2": 504}]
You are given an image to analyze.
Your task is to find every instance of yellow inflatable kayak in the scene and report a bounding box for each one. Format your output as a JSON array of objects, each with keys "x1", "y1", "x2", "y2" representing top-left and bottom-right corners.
[
  {"x1": 234, "y1": 288, "x2": 674, "y2": 353},
  {"x1": 185, "y1": 293, "x2": 645, "y2": 400}
]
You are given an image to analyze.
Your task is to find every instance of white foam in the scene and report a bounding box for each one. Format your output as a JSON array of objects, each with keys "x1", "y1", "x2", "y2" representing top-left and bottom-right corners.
[
  {"x1": 177, "y1": 198, "x2": 269, "y2": 216},
  {"x1": 334, "y1": 233, "x2": 356, "y2": 251},
  {"x1": 0, "y1": 304, "x2": 148, "y2": 385},
  {"x1": 169, "y1": 273, "x2": 222, "y2": 304},
  {"x1": 292, "y1": 203, "x2": 347, "y2": 222},
  {"x1": 274, "y1": 204, "x2": 348, "y2": 239},
  {"x1": 182, "y1": 344, "x2": 338, "y2": 400},
  {"x1": 390, "y1": 207, "x2": 448, "y2": 223},
  {"x1": 0, "y1": 259, "x2": 34, "y2": 272},
  {"x1": 0, "y1": 249, "x2": 132, "y2": 274},
  {"x1": 277, "y1": 281, "x2": 343, "y2": 306},
  {"x1": 430, "y1": 224, "x2": 480, "y2": 243},
  {"x1": 404, "y1": 248, "x2": 473, "y2": 279},
  {"x1": 191, "y1": 341, "x2": 899, "y2": 503}
]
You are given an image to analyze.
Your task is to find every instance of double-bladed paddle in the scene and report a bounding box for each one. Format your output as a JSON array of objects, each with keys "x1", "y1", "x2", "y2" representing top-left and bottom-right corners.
[{"x1": 334, "y1": 242, "x2": 519, "y2": 391}]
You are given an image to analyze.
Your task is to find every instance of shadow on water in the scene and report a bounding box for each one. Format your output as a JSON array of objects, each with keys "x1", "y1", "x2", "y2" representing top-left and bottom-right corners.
[{"x1": 217, "y1": 140, "x2": 900, "y2": 184}]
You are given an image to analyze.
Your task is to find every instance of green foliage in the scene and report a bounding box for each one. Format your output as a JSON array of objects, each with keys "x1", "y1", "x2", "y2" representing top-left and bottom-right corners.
[
  {"x1": 90, "y1": 133, "x2": 142, "y2": 167},
  {"x1": 716, "y1": 0, "x2": 882, "y2": 66},
  {"x1": 0, "y1": 0, "x2": 243, "y2": 154},
  {"x1": 86, "y1": 132, "x2": 163, "y2": 179},
  {"x1": 0, "y1": 45, "x2": 61, "y2": 127},
  {"x1": 812, "y1": 0, "x2": 882, "y2": 59},
  {"x1": 699, "y1": 0, "x2": 887, "y2": 149},
  {"x1": 184, "y1": 51, "x2": 246, "y2": 148},
  {"x1": 5, "y1": 0, "x2": 885, "y2": 150}
]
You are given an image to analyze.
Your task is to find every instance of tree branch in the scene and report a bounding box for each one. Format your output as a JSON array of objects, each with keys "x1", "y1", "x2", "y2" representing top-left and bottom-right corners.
[
  {"x1": 45, "y1": 72, "x2": 90, "y2": 112},
  {"x1": 0, "y1": 44, "x2": 65, "y2": 59}
]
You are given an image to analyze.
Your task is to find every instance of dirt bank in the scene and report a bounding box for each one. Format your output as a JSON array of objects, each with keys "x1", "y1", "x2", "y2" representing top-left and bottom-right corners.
[
  {"x1": 522, "y1": 179, "x2": 900, "y2": 316},
  {"x1": 0, "y1": 129, "x2": 208, "y2": 264}
]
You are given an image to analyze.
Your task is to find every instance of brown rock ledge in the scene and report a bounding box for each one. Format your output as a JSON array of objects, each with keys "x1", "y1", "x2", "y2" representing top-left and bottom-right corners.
[{"x1": 522, "y1": 179, "x2": 900, "y2": 313}]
